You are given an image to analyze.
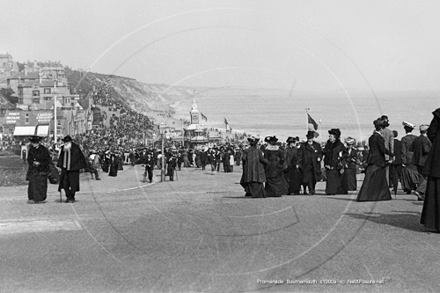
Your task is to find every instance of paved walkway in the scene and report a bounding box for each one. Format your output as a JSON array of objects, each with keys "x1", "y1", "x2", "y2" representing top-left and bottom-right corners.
[{"x1": 0, "y1": 163, "x2": 438, "y2": 292}]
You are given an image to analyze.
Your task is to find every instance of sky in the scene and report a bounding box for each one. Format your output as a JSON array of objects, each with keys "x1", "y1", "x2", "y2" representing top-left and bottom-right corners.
[{"x1": 2, "y1": 0, "x2": 440, "y2": 92}]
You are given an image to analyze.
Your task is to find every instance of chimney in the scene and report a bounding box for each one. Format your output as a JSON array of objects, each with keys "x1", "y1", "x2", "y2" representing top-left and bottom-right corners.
[
  {"x1": 24, "y1": 64, "x2": 28, "y2": 76},
  {"x1": 39, "y1": 72, "x2": 42, "y2": 84}
]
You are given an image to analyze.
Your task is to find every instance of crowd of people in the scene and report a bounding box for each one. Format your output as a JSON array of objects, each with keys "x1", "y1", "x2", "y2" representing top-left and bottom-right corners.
[
  {"x1": 240, "y1": 110, "x2": 440, "y2": 232},
  {"x1": 15, "y1": 99, "x2": 440, "y2": 233},
  {"x1": 240, "y1": 115, "x2": 434, "y2": 200}
]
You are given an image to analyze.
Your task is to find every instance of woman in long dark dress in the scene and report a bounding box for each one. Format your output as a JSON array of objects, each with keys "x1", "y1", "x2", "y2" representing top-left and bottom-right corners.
[
  {"x1": 323, "y1": 129, "x2": 348, "y2": 195},
  {"x1": 421, "y1": 108, "x2": 440, "y2": 231},
  {"x1": 343, "y1": 137, "x2": 359, "y2": 191},
  {"x1": 240, "y1": 136, "x2": 268, "y2": 198},
  {"x1": 284, "y1": 137, "x2": 302, "y2": 195},
  {"x1": 357, "y1": 119, "x2": 394, "y2": 202},
  {"x1": 264, "y1": 136, "x2": 288, "y2": 197},
  {"x1": 27, "y1": 136, "x2": 51, "y2": 203},
  {"x1": 117, "y1": 152, "x2": 123, "y2": 171},
  {"x1": 108, "y1": 153, "x2": 118, "y2": 177},
  {"x1": 101, "y1": 151, "x2": 110, "y2": 173}
]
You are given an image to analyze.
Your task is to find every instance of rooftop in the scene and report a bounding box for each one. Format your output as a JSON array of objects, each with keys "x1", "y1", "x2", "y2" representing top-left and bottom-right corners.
[{"x1": 8, "y1": 71, "x2": 39, "y2": 80}]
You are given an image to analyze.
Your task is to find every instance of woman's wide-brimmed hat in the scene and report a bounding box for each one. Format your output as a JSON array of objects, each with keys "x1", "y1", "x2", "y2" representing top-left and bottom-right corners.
[
  {"x1": 345, "y1": 137, "x2": 356, "y2": 145},
  {"x1": 380, "y1": 115, "x2": 390, "y2": 127},
  {"x1": 29, "y1": 136, "x2": 43, "y2": 143},
  {"x1": 247, "y1": 135, "x2": 260, "y2": 142},
  {"x1": 286, "y1": 136, "x2": 297, "y2": 143},
  {"x1": 328, "y1": 128, "x2": 341, "y2": 139},
  {"x1": 265, "y1": 136, "x2": 278, "y2": 143},
  {"x1": 373, "y1": 118, "x2": 385, "y2": 127}
]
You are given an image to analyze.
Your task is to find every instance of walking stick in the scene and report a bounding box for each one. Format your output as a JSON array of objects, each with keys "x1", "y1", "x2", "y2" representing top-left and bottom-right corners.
[{"x1": 60, "y1": 191, "x2": 62, "y2": 203}]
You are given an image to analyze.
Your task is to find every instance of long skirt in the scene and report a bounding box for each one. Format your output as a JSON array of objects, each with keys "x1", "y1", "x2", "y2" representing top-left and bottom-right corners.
[
  {"x1": 117, "y1": 159, "x2": 123, "y2": 171},
  {"x1": 285, "y1": 168, "x2": 301, "y2": 195},
  {"x1": 241, "y1": 181, "x2": 266, "y2": 198},
  {"x1": 102, "y1": 161, "x2": 109, "y2": 173},
  {"x1": 109, "y1": 164, "x2": 118, "y2": 177},
  {"x1": 265, "y1": 176, "x2": 288, "y2": 197},
  {"x1": 183, "y1": 157, "x2": 191, "y2": 167},
  {"x1": 326, "y1": 169, "x2": 347, "y2": 194},
  {"x1": 401, "y1": 165, "x2": 421, "y2": 192},
  {"x1": 356, "y1": 165, "x2": 391, "y2": 201},
  {"x1": 344, "y1": 166, "x2": 357, "y2": 191},
  {"x1": 28, "y1": 173, "x2": 48, "y2": 202},
  {"x1": 421, "y1": 176, "x2": 440, "y2": 231}
]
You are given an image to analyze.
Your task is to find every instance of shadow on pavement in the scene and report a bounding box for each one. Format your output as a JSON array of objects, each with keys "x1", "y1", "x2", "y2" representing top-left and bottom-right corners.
[
  {"x1": 320, "y1": 196, "x2": 356, "y2": 201},
  {"x1": 344, "y1": 210, "x2": 423, "y2": 232}
]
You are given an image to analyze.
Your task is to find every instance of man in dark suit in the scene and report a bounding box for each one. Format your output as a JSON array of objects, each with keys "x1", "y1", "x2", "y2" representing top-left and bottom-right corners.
[
  {"x1": 390, "y1": 130, "x2": 403, "y2": 195},
  {"x1": 410, "y1": 124, "x2": 432, "y2": 200},
  {"x1": 297, "y1": 130, "x2": 322, "y2": 195},
  {"x1": 143, "y1": 148, "x2": 155, "y2": 183},
  {"x1": 57, "y1": 135, "x2": 87, "y2": 203}
]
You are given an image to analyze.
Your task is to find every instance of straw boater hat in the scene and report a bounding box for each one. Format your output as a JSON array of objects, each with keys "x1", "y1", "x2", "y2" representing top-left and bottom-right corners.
[
  {"x1": 345, "y1": 137, "x2": 356, "y2": 145},
  {"x1": 402, "y1": 121, "x2": 415, "y2": 129},
  {"x1": 420, "y1": 124, "x2": 429, "y2": 132}
]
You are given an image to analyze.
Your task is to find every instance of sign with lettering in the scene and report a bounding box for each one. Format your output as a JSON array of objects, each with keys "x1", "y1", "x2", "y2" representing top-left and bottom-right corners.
[
  {"x1": 6, "y1": 112, "x2": 20, "y2": 124},
  {"x1": 36, "y1": 112, "x2": 53, "y2": 123}
]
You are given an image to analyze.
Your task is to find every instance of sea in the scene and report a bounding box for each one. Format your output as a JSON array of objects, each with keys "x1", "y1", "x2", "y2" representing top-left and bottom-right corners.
[{"x1": 173, "y1": 90, "x2": 439, "y2": 143}]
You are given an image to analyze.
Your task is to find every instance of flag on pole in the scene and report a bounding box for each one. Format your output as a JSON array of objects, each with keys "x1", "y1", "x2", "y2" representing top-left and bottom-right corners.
[
  {"x1": 224, "y1": 118, "x2": 232, "y2": 132},
  {"x1": 201, "y1": 113, "x2": 208, "y2": 121},
  {"x1": 307, "y1": 113, "x2": 318, "y2": 131}
]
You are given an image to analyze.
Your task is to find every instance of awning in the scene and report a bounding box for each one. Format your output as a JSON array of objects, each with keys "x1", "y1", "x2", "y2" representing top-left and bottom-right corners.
[
  {"x1": 13, "y1": 126, "x2": 36, "y2": 136},
  {"x1": 36, "y1": 125, "x2": 50, "y2": 137}
]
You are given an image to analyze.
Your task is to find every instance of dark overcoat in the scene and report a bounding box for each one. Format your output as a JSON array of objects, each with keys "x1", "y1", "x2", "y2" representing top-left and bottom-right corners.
[
  {"x1": 401, "y1": 133, "x2": 417, "y2": 165},
  {"x1": 323, "y1": 139, "x2": 346, "y2": 169},
  {"x1": 423, "y1": 108, "x2": 440, "y2": 178},
  {"x1": 57, "y1": 143, "x2": 87, "y2": 192},
  {"x1": 410, "y1": 134, "x2": 432, "y2": 167},
  {"x1": 57, "y1": 143, "x2": 87, "y2": 171},
  {"x1": 240, "y1": 146, "x2": 268, "y2": 184},
  {"x1": 264, "y1": 146, "x2": 286, "y2": 178},
  {"x1": 297, "y1": 141, "x2": 322, "y2": 183}
]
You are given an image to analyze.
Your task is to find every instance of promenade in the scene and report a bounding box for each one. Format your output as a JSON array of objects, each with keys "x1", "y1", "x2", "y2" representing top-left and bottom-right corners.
[{"x1": 0, "y1": 162, "x2": 438, "y2": 293}]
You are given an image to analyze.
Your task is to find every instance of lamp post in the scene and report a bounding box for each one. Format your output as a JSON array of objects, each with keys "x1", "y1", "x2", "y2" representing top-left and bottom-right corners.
[
  {"x1": 53, "y1": 80, "x2": 58, "y2": 142},
  {"x1": 159, "y1": 124, "x2": 165, "y2": 182},
  {"x1": 161, "y1": 131, "x2": 165, "y2": 182}
]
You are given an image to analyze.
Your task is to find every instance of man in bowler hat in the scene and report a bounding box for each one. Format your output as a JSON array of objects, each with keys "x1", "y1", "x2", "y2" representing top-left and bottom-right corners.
[{"x1": 57, "y1": 135, "x2": 87, "y2": 203}]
